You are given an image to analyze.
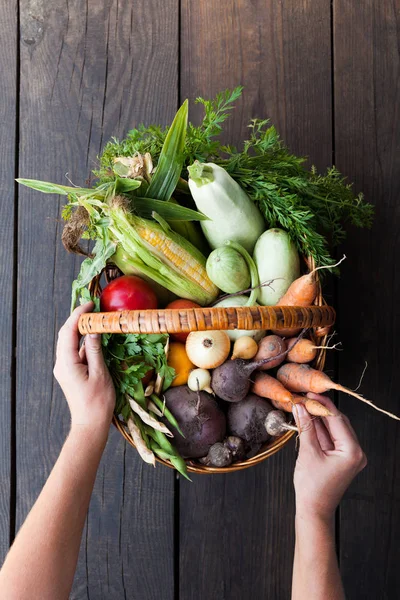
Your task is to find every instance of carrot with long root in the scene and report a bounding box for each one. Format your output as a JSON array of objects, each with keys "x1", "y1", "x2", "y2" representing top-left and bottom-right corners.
[
  {"x1": 277, "y1": 255, "x2": 347, "y2": 307},
  {"x1": 286, "y1": 337, "x2": 342, "y2": 364},
  {"x1": 272, "y1": 255, "x2": 347, "y2": 337},
  {"x1": 277, "y1": 363, "x2": 400, "y2": 421},
  {"x1": 252, "y1": 373, "x2": 332, "y2": 417}
]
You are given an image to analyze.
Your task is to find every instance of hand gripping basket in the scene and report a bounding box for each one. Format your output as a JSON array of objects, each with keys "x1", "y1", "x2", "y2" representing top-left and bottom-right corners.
[{"x1": 79, "y1": 257, "x2": 335, "y2": 474}]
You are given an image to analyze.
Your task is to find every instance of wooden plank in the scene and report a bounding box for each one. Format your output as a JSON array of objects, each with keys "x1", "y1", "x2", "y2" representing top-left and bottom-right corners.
[
  {"x1": 179, "y1": 1, "x2": 332, "y2": 598},
  {"x1": 0, "y1": 0, "x2": 17, "y2": 565},
  {"x1": 333, "y1": 2, "x2": 400, "y2": 598},
  {"x1": 17, "y1": 1, "x2": 178, "y2": 597}
]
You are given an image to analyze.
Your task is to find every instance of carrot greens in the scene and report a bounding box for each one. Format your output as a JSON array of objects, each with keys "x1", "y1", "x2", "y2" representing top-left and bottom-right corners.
[{"x1": 97, "y1": 87, "x2": 373, "y2": 266}]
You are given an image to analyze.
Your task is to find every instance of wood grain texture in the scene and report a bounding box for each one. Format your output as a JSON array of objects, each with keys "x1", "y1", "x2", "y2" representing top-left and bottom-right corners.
[
  {"x1": 0, "y1": 0, "x2": 17, "y2": 565},
  {"x1": 17, "y1": 1, "x2": 178, "y2": 598},
  {"x1": 334, "y1": 2, "x2": 400, "y2": 598},
  {"x1": 180, "y1": 1, "x2": 332, "y2": 598}
]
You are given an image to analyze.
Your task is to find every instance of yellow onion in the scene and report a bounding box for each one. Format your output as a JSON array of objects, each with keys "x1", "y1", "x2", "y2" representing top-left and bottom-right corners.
[
  {"x1": 231, "y1": 336, "x2": 258, "y2": 360},
  {"x1": 185, "y1": 330, "x2": 231, "y2": 369}
]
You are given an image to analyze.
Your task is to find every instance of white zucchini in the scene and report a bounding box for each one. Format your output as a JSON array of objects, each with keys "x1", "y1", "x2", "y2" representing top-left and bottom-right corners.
[
  {"x1": 187, "y1": 162, "x2": 265, "y2": 253},
  {"x1": 253, "y1": 228, "x2": 300, "y2": 305}
]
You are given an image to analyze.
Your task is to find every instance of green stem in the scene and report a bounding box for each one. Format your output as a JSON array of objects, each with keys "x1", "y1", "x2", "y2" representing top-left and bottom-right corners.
[
  {"x1": 146, "y1": 421, "x2": 190, "y2": 480},
  {"x1": 225, "y1": 241, "x2": 260, "y2": 306},
  {"x1": 150, "y1": 394, "x2": 185, "y2": 438}
]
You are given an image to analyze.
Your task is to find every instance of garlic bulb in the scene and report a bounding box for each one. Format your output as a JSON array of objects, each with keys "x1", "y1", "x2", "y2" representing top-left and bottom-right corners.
[
  {"x1": 188, "y1": 368, "x2": 214, "y2": 395},
  {"x1": 185, "y1": 330, "x2": 231, "y2": 369},
  {"x1": 231, "y1": 336, "x2": 258, "y2": 360}
]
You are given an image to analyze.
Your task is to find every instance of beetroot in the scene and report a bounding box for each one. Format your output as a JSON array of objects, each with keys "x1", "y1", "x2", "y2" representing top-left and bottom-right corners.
[
  {"x1": 227, "y1": 393, "x2": 274, "y2": 446},
  {"x1": 163, "y1": 386, "x2": 226, "y2": 458}
]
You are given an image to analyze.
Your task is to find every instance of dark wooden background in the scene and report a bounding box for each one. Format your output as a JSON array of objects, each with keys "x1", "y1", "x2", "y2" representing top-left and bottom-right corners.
[{"x1": 1, "y1": 1, "x2": 399, "y2": 598}]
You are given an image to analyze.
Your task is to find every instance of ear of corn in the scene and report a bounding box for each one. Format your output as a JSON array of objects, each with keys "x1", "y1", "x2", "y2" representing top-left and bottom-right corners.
[{"x1": 105, "y1": 205, "x2": 219, "y2": 305}]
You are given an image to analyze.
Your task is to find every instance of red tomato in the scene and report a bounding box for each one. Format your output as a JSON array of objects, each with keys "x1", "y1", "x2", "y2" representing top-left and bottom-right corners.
[
  {"x1": 100, "y1": 275, "x2": 158, "y2": 312},
  {"x1": 165, "y1": 299, "x2": 202, "y2": 343}
]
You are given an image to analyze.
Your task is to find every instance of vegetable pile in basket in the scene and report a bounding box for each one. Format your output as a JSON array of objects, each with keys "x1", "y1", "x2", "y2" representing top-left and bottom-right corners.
[{"x1": 18, "y1": 88, "x2": 399, "y2": 477}]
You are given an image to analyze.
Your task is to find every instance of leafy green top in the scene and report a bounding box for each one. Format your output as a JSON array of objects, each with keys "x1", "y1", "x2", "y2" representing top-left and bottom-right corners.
[{"x1": 96, "y1": 87, "x2": 373, "y2": 266}]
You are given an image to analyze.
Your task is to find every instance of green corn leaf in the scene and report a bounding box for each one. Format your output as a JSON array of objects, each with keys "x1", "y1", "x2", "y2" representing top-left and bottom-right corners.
[
  {"x1": 130, "y1": 196, "x2": 208, "y2": 221},
  {"x1": 114, "y1": 177, "x2": 142, "y2": 193},
  {"x1": 144, "y1": 100, "x2": 188, "y2": 201},
  {"x1": 17, "y1": 178, "x2": 97, "y2": 197}
]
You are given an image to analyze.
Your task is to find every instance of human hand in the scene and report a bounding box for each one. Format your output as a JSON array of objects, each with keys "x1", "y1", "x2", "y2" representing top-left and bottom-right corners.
[
  {"x1": 53, "y1": 302, "x2": 115, "y2": 437},
  {"x1": 293, "y1": 393, "x2": 367, "y2": 523}
]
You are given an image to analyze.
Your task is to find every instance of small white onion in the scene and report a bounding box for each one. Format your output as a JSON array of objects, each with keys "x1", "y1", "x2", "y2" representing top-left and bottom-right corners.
[
  {"x1": 185, "y1": 330, "x2": 231, "y2": 369},
  {"x1": 188, "y1": 368, "x2": 214, "y2": 395}
]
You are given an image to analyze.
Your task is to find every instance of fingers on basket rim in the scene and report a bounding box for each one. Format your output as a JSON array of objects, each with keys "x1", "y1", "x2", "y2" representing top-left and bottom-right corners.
[{"x1": 57, "y1": 302, "x2": 94, "y2": 359}]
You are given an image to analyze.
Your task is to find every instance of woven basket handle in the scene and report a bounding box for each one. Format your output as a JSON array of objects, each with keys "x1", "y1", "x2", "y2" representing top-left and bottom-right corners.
[{"x1": 78, "y1": 305, "x2": 336, "y2": 335}]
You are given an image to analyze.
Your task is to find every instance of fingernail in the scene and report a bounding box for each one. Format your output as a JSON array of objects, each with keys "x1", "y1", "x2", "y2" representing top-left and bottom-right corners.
[
  {"x1": 294, "y1": 403, "x2": 307, "y2": 417},
  {"x1": 88, "y1": 333, "x2": 100, "y2": 341}
]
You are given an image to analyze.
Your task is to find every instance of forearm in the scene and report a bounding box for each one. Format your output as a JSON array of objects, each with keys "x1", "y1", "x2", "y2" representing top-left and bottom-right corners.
[
  {"x1": 292, "y1": 513, "x2": 345, "y2": 600},
  {"x1": 0, "y1": 426, "x2": 107, "y2": 600}
]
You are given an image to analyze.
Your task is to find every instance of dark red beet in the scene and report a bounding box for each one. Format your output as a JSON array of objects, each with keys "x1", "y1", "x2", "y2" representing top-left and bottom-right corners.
[
  {"x1": 163, "y1": 386, "x2": 226, "y2": 458},
  {"x1": 227, "y1": 394, "x2": 274, "y2": 445}
]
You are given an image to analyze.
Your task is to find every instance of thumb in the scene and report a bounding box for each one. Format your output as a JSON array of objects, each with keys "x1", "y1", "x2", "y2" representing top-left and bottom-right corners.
[
  {"x1": 84, "y1": 333, "x2": 106, "y2": 374},
  {"x1": 293, "y1": 402, "x2": 320, "y2": 451}
]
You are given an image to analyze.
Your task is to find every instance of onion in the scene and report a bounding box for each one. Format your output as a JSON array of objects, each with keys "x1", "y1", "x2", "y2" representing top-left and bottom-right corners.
[
  {"x1": 231, "y1": 336, "x2": 258, "y2": 360},
  {"x1": 188, "y1": 368, "x2": 214, "y2": 394},
  {"x1": 186, "y1": 330, "x2": 231, "y2": 369}
]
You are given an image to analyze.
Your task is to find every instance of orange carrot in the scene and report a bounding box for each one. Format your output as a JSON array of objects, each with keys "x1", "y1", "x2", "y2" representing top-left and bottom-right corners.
[
  {"x1": 277, "y1": 363, "x2": 400, "y2": 421},
  {"x1": 254, "y1": 335, "x2": 287, "y2": 370},
  {"x1": 287, "y1": 337, "x2": 342, "y2": 363},
  {"x1": 304, "y1": 398, "x2": 334, "y2": 417},
  {"x1": 270, "y1": 393, "x2": 332, "y2": 417},
  {"x1": 286, "y1": 338, "x2": 317, "y2": 362},
  {"x1": 252, "y1": 372, "x2": 293, "y2": 405},
  {"x1": 277, "y1": 255, "x2": 346, "y2": 308},
  {"x1": 270, "y1": 394, "x2": 302, "y2": 412},
  {"x1": 272, "y1": 256, "x2": 346, "y2": 338}
]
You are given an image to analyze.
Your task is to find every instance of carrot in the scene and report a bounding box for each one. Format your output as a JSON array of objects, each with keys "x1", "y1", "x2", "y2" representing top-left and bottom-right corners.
[
  {"x1": 286, "y1": 337, "x2": 341, "y2": 363},
  {"x1": 270, "y1": 395, "x2": 300, "y2": 412},
  {"x1": 271, "y1": 393, "x2": 332, "y2": 417},
  {"x1": 277, "y1": 363, "x2": 400, "y2": 421},
  {"x1": 277, "y1": 255, "x2": 346, "y2": 307},
  {"x1": 252, "y1": 372, "x2": 293, "y2": 405},
  {"x1": 286, "y1": 338, "x2": 318, "y2": 362},
  {"x1": 254, "y1": 335, "x2": 287, "y2": 370},
  {"x1": 304, "y1": 398, "x2": 334, "y2": 417}
]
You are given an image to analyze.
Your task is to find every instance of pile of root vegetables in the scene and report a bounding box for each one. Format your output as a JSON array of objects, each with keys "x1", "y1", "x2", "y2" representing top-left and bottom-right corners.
[{"x1": 161, "y1": 267, "x2": 399, "y2": 470}]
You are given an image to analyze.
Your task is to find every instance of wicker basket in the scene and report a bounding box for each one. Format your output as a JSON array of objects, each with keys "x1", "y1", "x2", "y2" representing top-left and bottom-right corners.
[{"x1": 81, "y1": 257, "x2": 334, "y2": 474}]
